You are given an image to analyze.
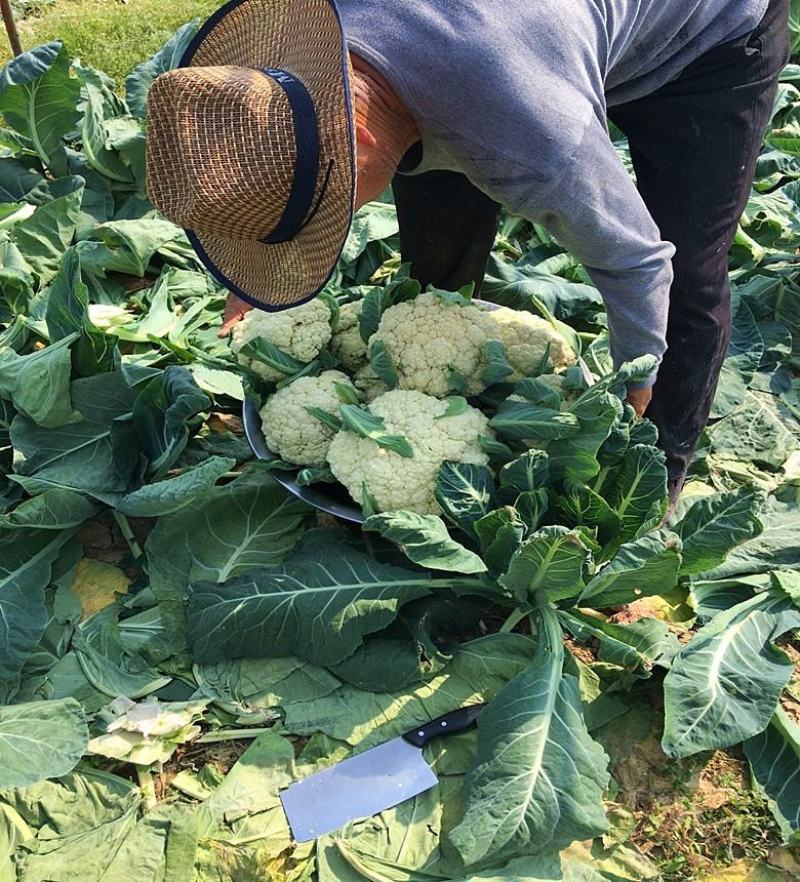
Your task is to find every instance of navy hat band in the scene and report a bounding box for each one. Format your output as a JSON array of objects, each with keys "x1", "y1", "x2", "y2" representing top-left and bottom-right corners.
[{"x1": 259, "y1": 67, "x2": 321, "y2": 245}]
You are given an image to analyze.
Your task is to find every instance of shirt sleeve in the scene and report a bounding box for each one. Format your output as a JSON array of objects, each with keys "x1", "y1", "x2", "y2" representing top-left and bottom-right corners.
[{"x1": 501, "y1": 114, "x2": 675, "y2": 387}]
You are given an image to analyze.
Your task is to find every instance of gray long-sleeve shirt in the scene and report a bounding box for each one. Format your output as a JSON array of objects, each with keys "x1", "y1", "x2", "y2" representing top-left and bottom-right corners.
[{"x1": 337, "y1": 0, "x2": 768, "y2": 380}]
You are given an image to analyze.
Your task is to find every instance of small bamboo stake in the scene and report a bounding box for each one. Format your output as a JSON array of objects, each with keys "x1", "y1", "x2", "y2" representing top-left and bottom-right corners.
[{"x1": 0, "y1": 0, "x2": 22, "y2": 57}]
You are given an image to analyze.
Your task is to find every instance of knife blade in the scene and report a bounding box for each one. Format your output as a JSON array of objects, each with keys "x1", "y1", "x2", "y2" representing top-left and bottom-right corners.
[{"x1": 280, "y1": 704, "x2": 484, "y2": 841}]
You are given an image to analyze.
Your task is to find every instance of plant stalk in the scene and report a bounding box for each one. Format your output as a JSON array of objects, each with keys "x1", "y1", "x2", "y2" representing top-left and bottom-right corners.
[
  {"x1": 112, "y1": 511, "x2": 146, "y2": 567},
  {"x1": 136, "y1": 767, "x2": 158, "y2": 811},
  {"x1": 1, "y1": 0, "x2": 22, "y2": 57},
  {"x1": 197, "y1": 727, "x2": 274, "y2": 743},
  {"x1": 500, "y1": 608, "x2": 527, "y2": 633}
]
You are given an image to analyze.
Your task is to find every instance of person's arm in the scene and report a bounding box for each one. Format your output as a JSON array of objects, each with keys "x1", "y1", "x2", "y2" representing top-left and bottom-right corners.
[{"x1": 504, "y1": 113, "x2": 675, "y2": 390}]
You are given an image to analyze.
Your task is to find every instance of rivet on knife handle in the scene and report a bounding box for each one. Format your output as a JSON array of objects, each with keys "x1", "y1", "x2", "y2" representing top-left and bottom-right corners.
[{"x1": 401, "y1": 703, "x2": 485, "y2": 748}]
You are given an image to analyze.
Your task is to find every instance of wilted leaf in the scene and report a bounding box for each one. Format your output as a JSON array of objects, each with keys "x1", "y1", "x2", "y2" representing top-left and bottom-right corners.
[
  {"x1": 0, "y1": 801, "x2": 32, "y2": 882},
  {"x1": 10, "y1": 371, "x2": 139, "y2": 504},
  {"x1": 198, "y1": 729, "x2": 294, "y2": 843},
  {"x1": 0, "y1": 334, "x2": 80, "y2": 427},
  {"x1": 0, "y1": 698, "x2": 88, "y2": 788},
  {"x1": 709, "y1": 391, "x2": 799, "y2": 469},
  {"x1": 73, "y1": 605, "x2": 172, "y2": 699},
  {"x1": 282, "y1": 633, "x2": 536, "y2": 747},
  {"x1": 45, "y1": 247, "x2": 116, "y2": 377},
  {"x1": 133, "y1": 366, "x2": 211, "y2": 479},
  {"x1": 3, "y1": 769, "x2": 154, "y2": 880},
  {"x1": 11, "y1": 178, "x2": 84, "y2": 283},
  {"x1": 700, "y1": 499, "x2": 800, "y2": 579}
]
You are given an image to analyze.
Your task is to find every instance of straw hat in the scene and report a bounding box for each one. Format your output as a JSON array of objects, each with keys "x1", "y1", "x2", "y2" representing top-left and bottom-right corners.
[{"x1": 146, "y1": 0, "x2": 355, "y2": 310}]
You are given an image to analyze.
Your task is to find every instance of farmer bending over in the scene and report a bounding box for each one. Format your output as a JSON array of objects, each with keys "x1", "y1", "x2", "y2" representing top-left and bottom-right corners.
[{"x1": 145, "y1": 0, "x2": 789, "y2": 508}]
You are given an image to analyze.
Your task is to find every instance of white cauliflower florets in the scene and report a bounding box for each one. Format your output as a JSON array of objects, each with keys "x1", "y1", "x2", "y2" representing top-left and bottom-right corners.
[
  {"x1": 230, "y1": 298, "x2": 333, "y2": 383},
  {"x1": 260, "y1": 370, "x2": 355, "y2": 467},
  {"x1": 327, "y1": 389, "x2": 493, "y2": 514},
  {"x1": 330, "y1": 300, "x2": 368, "y2": 372},
  {"x1": 369, "y1": 291, "x2": 501, "y2": 398},
  {"x1": 491, "y1": 306, "x2": 577, "y2": 380}
]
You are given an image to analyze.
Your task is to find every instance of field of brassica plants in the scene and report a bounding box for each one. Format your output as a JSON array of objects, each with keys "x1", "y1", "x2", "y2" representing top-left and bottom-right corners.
[{"x1": 1, "y1": 14, "x2": 800, "y2": 882}]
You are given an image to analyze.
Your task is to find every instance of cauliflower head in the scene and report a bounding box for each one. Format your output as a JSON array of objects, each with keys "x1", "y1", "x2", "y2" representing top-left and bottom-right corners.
[
  {"x1": 260, "y1": 370, "x2": 355, "y2": 467},
  {"x1": 491, "y1": 306, "x2": 577, "y2": 380},
  {"x1": 230, "y1": 298, "x2": 333, "y2": 383},
  {"x1": 327, "y1": 389, "x2": 493, "y2": 514},
  {"x1": 330, "y1": 300, "x2": 368, "y2": 372},
  {"x1": 369, "y1": 291, "x2": 500, "y2": 398}
]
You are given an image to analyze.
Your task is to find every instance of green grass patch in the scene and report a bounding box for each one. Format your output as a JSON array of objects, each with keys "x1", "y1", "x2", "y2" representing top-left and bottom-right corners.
[{"x1": 1, "y1": 0, "x2": 224, "y2": 84}]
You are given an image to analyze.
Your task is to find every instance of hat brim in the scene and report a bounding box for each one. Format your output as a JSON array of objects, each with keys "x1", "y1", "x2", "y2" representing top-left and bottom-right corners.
[{"x1": 178, "y1": 0, "x2": 355, "y2": 311}]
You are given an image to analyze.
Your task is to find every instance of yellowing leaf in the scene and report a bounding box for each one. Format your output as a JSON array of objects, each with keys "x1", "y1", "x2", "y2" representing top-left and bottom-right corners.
[
  {"x1": 695, "y1": 860, "x2": 798, "y2": 882},
  {"x1": 71, "y1": 558, "x2": 130, "y2": 619}
]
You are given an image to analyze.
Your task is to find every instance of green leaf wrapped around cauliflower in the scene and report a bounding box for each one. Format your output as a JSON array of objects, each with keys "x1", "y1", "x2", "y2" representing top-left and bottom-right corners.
[
  {"x1": 327, "y1": 389, "x2": 494, "y2": 514},
  {"x1": 330, "y1": 300, "x2": 368, "y2": 372},
  {"x1": 368, "y1": 291, "x2": 501, "y2": 398},
  {"x1": 491, "y1": 306, "x2": 577, "y2": 380},
  {"x1": 353, "y1": 363, "x2": 390, "y2": 403},
  {"x1": 230, "y1": 298, "x2": 333, "y2": 383},
  {"x1": 537, "y1": 371, "x2": 583, "y2": 408},
  {"x1": 260, "y1": 370, "x2": 356, "y2": 467}
]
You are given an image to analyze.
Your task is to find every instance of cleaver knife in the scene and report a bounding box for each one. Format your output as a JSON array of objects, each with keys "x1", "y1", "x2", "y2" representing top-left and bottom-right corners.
[{"x1": 280, "y1": 704, "x2": 484, "y2": 841}]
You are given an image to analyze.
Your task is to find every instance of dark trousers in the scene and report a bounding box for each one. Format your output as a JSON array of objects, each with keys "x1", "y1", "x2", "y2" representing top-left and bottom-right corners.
[{"x1": 392, "y1": 0, "x2": 790, "y2": 499}]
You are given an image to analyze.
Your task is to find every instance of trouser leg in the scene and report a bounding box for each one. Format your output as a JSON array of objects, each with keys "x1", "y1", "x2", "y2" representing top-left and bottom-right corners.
[
  {"x1": 608, "y1": 0, "x2": 790, "y2": 501},
  {"x1": 391, "y1": 169, "x2": 501, "y2": 294}
]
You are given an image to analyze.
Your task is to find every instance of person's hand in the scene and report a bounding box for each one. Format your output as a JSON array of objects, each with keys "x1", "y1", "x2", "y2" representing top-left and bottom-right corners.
[
  {"x1": 626, "y1": 386, "x2": 653, "y2": 418},
  {"x1": 218, "y1": 292, "x2": 253, "y2": 337}
]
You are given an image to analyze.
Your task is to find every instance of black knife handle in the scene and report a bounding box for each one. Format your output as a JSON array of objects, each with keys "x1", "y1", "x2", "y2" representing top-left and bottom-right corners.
[{"x1": 401, "y1": 704, "x2": 485, "y2": 748}]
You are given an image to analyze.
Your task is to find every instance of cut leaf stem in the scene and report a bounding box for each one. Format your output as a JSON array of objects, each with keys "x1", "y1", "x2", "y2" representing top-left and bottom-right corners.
[{"x1": 112, "y1": 511, "x2": 146, "y2": 568}]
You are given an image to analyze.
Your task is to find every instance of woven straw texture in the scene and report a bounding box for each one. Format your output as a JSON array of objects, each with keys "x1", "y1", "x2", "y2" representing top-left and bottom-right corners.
[{"x1": 146, "y1": 0, "x2": 355, "y2": 308}]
